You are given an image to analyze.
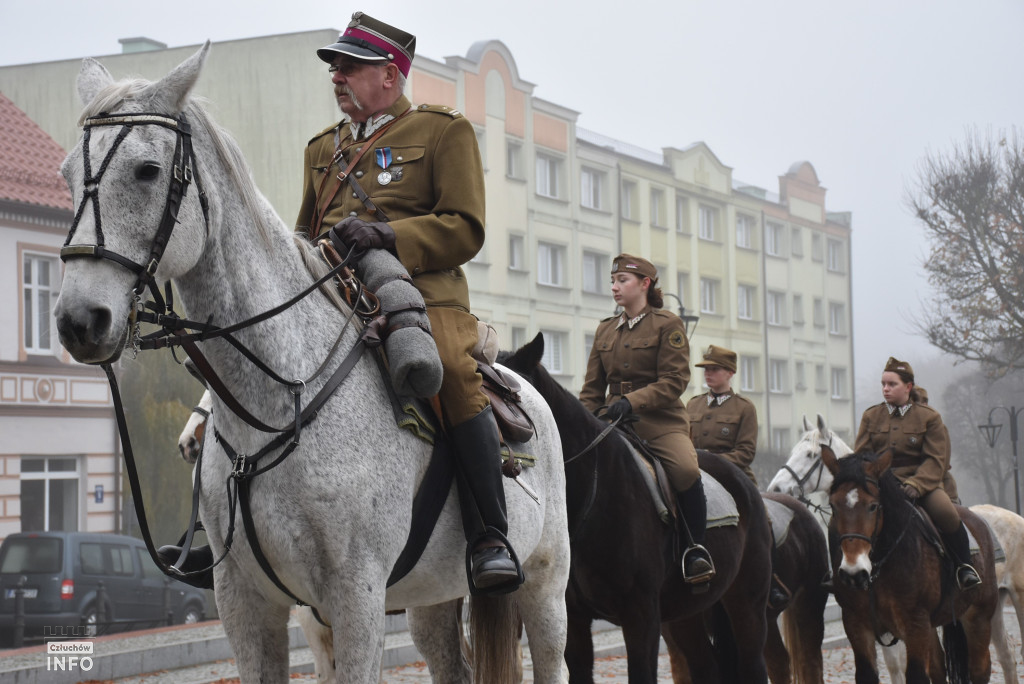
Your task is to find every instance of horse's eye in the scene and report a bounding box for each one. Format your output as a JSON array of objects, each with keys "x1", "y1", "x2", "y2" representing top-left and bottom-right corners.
[
  {"x1": 136, "y1": 162, "x2": 161, "y2": 181},
  {"x1": 868, "y1": 503, "x2": 879, "y2": 513}
]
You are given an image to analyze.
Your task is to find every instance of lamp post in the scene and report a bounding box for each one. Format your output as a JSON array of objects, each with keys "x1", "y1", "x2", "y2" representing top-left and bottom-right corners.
[
  {"x1": 978, "y1": 405, "x2": 1023, "y2": 515},
  {"x1": 663, "y1": 293, "x2": 700, "y2": 338}
]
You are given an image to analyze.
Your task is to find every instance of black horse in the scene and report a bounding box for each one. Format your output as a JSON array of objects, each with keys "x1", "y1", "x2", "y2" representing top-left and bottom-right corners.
[{"x1": 502, "y1": 335, "x2": 771, "y2": 684}]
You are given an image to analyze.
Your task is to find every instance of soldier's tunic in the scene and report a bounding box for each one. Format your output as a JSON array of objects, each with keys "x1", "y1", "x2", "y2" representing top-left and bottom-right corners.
[
  {"x1": 296, "y1": 95, "x2": 487, "y2": 424},
  {"x1": 854, "y1": 402, "x2": 960, "y2": 532},
  {"x1": 579, "y1": 307, "x2": 699, "y2": 491},
  {"x1": 686, "y1": 392, "x2": 758, "y2": 485}
]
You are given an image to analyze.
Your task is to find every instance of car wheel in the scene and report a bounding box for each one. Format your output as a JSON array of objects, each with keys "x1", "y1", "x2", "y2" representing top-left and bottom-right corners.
[
  {"x1": 182, "y1": 602, "x2": 204, "y2": 625},
  {"x1": 82, "y1": 606, "x2": 98, "y2": 638}
]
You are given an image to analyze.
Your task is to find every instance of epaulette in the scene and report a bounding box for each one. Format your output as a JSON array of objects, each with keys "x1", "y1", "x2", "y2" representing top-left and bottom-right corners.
[
  {"x1": 415, "y1": 103, "x2": 463, "y2": 118},
  {"x1": 307, "y1": 122, "x2": 342, "y2": 145},
  {"x1": 600, "y1": 314, "x2": 618, "y2": 322}
]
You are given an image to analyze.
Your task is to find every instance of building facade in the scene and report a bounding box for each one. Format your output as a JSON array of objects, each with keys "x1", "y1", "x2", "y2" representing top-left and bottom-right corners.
[{"x1": 0, "y1": 29, "x2": 854, "y2": 524}]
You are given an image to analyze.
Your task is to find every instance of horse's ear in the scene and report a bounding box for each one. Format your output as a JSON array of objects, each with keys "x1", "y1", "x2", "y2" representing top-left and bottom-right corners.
[
  {"x1": 802, "y1": 415, "x2": 812, "y2": 432},
  {"x1": 524, "y1": 332, "x2": 545, "y2": 367},
  {"x1": 142, "y1": 41, "x2": 211, "y2": 114},
  {"x1": 872, "y1": 448, "x2": 894, "y2": 476},
  {"x1": 821, "y1": 443, "x2": 840, "y2": 476},
  {"x1": 77, "y1": 57, "x2": 114, "y2": 108},
  {"x1": 817, "y1": 413, "x2": 827, "y2": 432}
]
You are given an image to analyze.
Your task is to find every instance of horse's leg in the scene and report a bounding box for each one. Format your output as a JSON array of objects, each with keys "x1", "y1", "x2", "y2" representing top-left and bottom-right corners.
[
  {"x1": 618, "y1": 595, "x2": 662, "y2": 683},
  {"x1": 958, "y1": 601, "x2": 995, "y2": 684},
  {"x1": 295, "y1": 606, "x2": 336, "y2": 682},
  {"x1": 990, "y1": 589, "x2": 1018, "y2": 684},
  {"x1": 843, "y1": 619, "x2": 881, "y2": 684},
  {"x1": 215, "y1": 571, "x2": 291, "y2": 683},
  {"x1": 662, "y1": 617, "x2": 719, "y2": 684},
  {"x1": 515, "y1": 568, "x2": 569, "y2": 684},
  {"x1": 720, "y1": 583, "x2": 769, "y2": 683},
  {"x1": 927, "y1": 630, "x2": 945, "y2": 684},
  {"x1": 1009, "y1": 582, "x2": 1024, "y2": 661},
  {"x1": 881, "y1": 642, "x2": 907, "y2": 684},
  {"x1": 564, "y1": 609, "x2": 594, "y2": 684},
  {"x1": 327, "y1": 576, "x2": 388, "y2": 682},
  {"x1": 763, "y1": 613, "x2": 790, "y2": 684},
  {"x1": 661, "y1": 627, "x2": 691, "y2": 684},
  {"x1": 407, "y1": 602, "x2": 472, "y2": 684},
  {"x1": 902, "y1": 625, "x2": 937, "y2": 684},
  {"x1": 782, "y1": 584, "x2": 827, "y2": 684}
]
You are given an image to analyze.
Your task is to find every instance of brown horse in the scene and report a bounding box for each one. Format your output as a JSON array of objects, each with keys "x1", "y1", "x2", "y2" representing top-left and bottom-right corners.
[
  {"x1": 667, "y1": 491, "x2": 829, "y2": 684},
  {"x1": 823, "y1": 446, "x2": 999, "y2": 684},
  {"x1": 502, "y1": 335, "x2": 771, "y2": 684}
]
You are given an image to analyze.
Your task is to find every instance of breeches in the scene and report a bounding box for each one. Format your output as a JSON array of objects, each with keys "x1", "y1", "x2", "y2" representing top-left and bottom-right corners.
[
  {"x1": 427, "y1": 307, "x2": 487, "y2": 427},
  {"x1": 633, "y1": 424, "x2": 700, "y2": 492},
  {"x1": 919, "y1": 487, "x2": 961, "y2": 534}
]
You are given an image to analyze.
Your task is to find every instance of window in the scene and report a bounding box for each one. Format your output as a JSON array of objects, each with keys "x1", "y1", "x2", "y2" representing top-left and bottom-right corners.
[
  {"x1": 539, "y1": 329, "x2": 565, "y2": 373},
  {"x1": 584, "y1": 333, "x2": 595, "y2": 364},
  {"x1": 676, "y1": 273, "x2": 689, "y2": 309},
  {"x1": 815, "y1": 364, "x2": 827, "y2": 393},
  {"x1": 766, "y1": 222, "x2": 785, "y2": 257},
  {"x1": 23, "y1": 253, "x2": 60, "y2": 354},
  {"x1": 736, "y1": 214, "x2": 754, "y2": 249},
  {"x1": 740, "y1": 356, "x2": 757, "y2": 392},
  {"x1": 508, "y1": 234, "x2": 524, "y2": 270},
  {"x1": 698, "y1": 205, "x2": 717, "y2": 241},
  {"x1": 795, "y1": 361, "x2": 807, "y2": 389},
  {"x1": 791, "y1": 227, "x2": 803, "y2": 256},
  {"x1": 792, "y1": 294, "x2": 805, "y2": 325},
  {"x1": 772, "y1": 428, "x2": 792, "y2": 453},
  {"x1": 582, "y1": 251, "x2": 606, "y2": 294},
  {"x1": 675, "y1": 195, "x2": 689, "y2": 233},
  {"x1": 737, "y1": 285, "x2": 755, "y2": 320},
  {"x1": 506, "y1": 140, "x2": 522, "y2": 178},
  {"x1": 813, "y1": 297, "x2": 824, "y2": 327},
  {"x1": 811, "y1": 233, "x2": 823, "y2": 261},
  {"x1": 20, "y1": 457, "x2": 79, "y2": 532},
  {"x1": 769, "y1": 359, "x2": 788, "y2": 393},
  {"x1": 536, "y1": 153, "x2": 561, "y2": 198},
  {"x1": 829, "y1": 302, "x2": 846, "y2": 335},
  {"x1": 700, "y1": 278, "x2": 718, "y2": 314},
  {"x1": 511, "y1": 327, "x2": 527, "y2": 350},
  {"x1": 831, "y1": 367, "x2": 846, "y2": 399},
  {"x1": 537, "y1": 242, "x2": 566, "y2": 286},
  {"x1": 580, "y1": 167, "x2": 605, "y2": 210},
  {"x1": 766, "y1": 291, "x2": 786, "y2": 326},
  {"x1": 827, "y1": 239, "x2": 846, "y2": 273},
  {"x1": 475, "y1": 127, "x2": 487, "y2": 170},
  {"x1": 650, "y1": 188, "x2": 665, "y2": 227},
  {"x1": 622, "y1": 180, "x2": 637, "y2": 219}
]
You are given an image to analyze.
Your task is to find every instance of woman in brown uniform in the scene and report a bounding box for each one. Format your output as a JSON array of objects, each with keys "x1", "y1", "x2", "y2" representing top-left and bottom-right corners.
[
  {"x1": 854, "y1": 357, "x2": 980, "y2": 589},
  {"x1": 580, "y1": 254, "x2": 713, "y2": 583}
]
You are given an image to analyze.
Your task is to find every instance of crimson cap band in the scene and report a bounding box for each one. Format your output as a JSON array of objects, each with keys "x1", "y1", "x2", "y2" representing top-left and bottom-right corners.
[
  {"x1": 317, "y1": 12, "x2": 416, "y2": 77},
  {"x1": 611, "y1": 253, "x2": 658, "y2": 281},
  {"x1": 694, "y1": 344, "x2": 737, "y2": 373}
]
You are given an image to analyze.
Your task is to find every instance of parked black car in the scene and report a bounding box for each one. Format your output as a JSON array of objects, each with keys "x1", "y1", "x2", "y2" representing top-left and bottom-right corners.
[{"x1": 0, "y1": 531, "x2": 208, "y2": 646}]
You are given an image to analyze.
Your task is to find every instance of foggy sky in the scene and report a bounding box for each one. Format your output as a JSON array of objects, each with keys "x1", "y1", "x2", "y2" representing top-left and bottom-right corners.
[{"x1": 2, "y1": 0, "x2": 1022, "y2": 392}]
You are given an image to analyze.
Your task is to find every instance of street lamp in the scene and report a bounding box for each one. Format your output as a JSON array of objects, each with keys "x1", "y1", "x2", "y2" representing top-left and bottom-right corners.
[
  {"x1": 663, "y1": 293, "x2": 700, "y2": 338},
  {"x1": 978, "y1": 406, "x2": 1023, "y2": 515}
]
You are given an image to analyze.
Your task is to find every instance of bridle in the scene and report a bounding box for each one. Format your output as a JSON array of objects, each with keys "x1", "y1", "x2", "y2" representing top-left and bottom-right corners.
[{"x1": 780, "y1": 441, "x2": 833, "y2": 524}]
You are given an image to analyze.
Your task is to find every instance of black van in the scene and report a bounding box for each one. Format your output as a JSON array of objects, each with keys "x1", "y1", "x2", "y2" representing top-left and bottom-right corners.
[{"x1": 0, "y1": 531, "x2": 208, "y2": 646}]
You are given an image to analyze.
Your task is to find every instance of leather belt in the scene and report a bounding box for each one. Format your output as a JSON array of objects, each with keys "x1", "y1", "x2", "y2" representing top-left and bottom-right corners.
[
  {"x1": 609, "y1": 381, "x2": 646, "y2": 395},
  {"x1": 890, "y1": 455, "x2": 921, "y2": 469}
]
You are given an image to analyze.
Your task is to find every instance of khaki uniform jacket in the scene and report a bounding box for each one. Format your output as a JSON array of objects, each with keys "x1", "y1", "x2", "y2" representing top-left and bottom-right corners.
[
  {"x1": 295, "y1": 95, "x2": 485, "y2": 311},
  {"x1": 854, "y1": 403, "x2": 951, "y2": 497},
  {"x1": 686, "y1": 392, "x2": 758, "y2": 484},
  {"x1": 579, "y1": 308, "x2": 691, "y2": 434}
]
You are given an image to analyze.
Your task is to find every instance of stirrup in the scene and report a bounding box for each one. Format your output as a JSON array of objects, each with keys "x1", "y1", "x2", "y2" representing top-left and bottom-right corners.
[
  {"x1": 768, "y1": 573, "x2": 793, "y2": 611},
  {"x1": 956, "y1": 563, "x2": 982, "y2": 591},
  {"x1": 682, "y1": 544, "x2": 715, "y2": 584},
  {"x1": 464, "y1": 529, "x2": 525, "y2": 596}
]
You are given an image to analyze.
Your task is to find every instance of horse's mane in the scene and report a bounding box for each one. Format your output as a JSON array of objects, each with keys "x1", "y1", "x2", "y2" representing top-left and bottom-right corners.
[
  {"x1": 496, "y1": 350, "x2": 598, "y2": 427},
  {"x1": 80, "y1": 79, "x2": 282, "y2": 252}
]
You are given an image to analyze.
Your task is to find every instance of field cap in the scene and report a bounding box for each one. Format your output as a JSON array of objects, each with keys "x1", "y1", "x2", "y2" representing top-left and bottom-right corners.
[
  {"x1": 695, "y1": 344, "x2": 737, "y2": 373},
  {"x1": 884, "y1": 356, "x2": 914, "y2": 381},
  {"x1": 317, "y1": 12, "x2": 416, "y2": 77},
  {"x1": 611, "y1": 253, "x2": 658, "y2": 281}
]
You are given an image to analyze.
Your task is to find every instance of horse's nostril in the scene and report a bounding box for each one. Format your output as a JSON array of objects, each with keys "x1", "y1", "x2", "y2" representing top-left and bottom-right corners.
[{"x1": 88, "y1": 307, "x2": 113, "y2": 344}]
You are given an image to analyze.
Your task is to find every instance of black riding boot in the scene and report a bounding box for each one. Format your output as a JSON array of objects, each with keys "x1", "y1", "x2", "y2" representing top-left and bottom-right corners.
[
  {"x1": 768, "y1": 539, "x2": 792, "y2": 611},
  {"x1": 156, "y1": 544, "x2": 215, "y2": 590},
  {"x1": 676, "y1": 478, "x2": 715, "y2": 584},
  {"x1": 451, "y1": 406, "x2": 523, "y2": 593},
  {"x1": 942, "y1": 522, "x2": 982, "y2": 590}
]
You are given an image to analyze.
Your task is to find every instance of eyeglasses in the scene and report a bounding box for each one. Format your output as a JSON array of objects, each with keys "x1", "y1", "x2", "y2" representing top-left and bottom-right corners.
[{"x1": 328, "y1": 61, "x2": 381, "y2": 76}]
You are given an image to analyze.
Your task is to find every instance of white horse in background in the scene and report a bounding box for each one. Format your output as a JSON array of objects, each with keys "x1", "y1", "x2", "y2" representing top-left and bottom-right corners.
[
  {"x1": 768, "y1": 414, "x2": 1020, "y2": 684},
  {"x1": 56, "y1": 44, "x2": 569, "y2": 683}
]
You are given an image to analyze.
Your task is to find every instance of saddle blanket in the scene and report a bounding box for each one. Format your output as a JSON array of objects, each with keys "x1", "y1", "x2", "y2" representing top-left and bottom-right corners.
[
  {"x1": 972, "y1": 518, "x2": 1006, "y2": 564},
  {"x1": 626, "y1": 442, "x2": 739, "y2": 528},
  {"x1": 763, "y1": 497, "x2": 796, "y2": 547}
]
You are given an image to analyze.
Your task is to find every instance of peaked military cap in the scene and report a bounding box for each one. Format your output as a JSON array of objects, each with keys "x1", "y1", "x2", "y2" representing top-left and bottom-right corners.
[
  {"x1": 317, "y1": 12, "x2": 417, "y2": 77},
  {"x1": 694, "y1": 344, "x2": 737, "y2": 373},
  {"x1": 611, "y1": 253, "x2": 658, "y2": 281},
  {"x1": 884, "y1": 356, "x2": 914, "y2": 381}
]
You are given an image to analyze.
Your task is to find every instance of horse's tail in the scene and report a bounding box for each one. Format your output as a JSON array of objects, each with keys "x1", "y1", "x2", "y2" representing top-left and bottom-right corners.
[
  {"x1": 468, "y1": 593, "x2": 521, "y2": 684},
  {"x1": 710, "y1": 601, "x2": 739, "y2": 684},
  {"x1": 781, "y1": 584, "x2": 827, "y2": 684},
  {"x1": 942, "y1": 619, "x2": 970, "y2": 684}
]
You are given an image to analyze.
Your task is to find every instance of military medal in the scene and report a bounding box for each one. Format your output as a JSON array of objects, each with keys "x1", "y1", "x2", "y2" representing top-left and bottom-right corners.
[{"x1": 376, "y1": 147, "x2": 393, "y2": 185}]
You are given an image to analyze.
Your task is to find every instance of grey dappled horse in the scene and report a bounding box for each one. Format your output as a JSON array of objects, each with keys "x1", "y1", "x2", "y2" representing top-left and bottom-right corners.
[{"x1": 55, "y1": 44, "x2": 570, "y2": 683}]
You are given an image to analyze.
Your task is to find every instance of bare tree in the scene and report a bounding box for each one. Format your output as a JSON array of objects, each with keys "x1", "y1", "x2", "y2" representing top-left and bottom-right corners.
[{"x1": 910, "y1": 128, "x2": 1024, "y2": 372}]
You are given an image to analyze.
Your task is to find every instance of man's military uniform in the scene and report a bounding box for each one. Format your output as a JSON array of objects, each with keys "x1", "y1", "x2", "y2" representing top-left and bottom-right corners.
[
  {"x1": 579, "y1": 306, "x2": 699, "y2": 492},
  {"x1": 686, "y1": 392, "x2": 758, "y2": 485},
  {"x1": 855, "y1": 356, "x2": 979, "y2": 589},
  {"x1": 296, "y1": 93, "x2": 488, "y2": 424}
]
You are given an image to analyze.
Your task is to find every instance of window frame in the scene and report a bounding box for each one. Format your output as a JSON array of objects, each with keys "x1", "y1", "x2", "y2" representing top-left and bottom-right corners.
[
  {"x1": 535, "y1": 152, "x2": 562, "y2": 199},
  {"x1": 537, "y1": 241, "x2": 566, "y2": 287}
]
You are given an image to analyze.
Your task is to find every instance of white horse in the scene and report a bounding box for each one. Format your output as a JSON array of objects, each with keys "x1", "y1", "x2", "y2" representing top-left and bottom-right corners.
[
  {"x1": 55, "y1": 44, "x2": 569, "y2": 683},
  {"x1": 768, "y1": 415, "x2": 1019, "y2": 684}
]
